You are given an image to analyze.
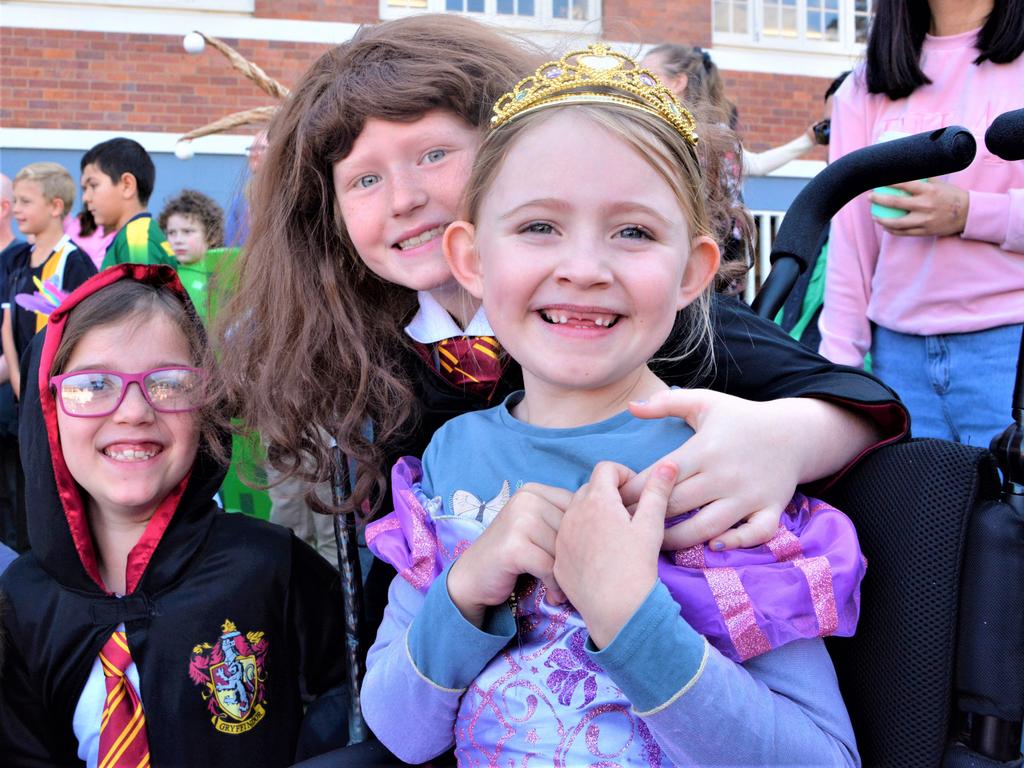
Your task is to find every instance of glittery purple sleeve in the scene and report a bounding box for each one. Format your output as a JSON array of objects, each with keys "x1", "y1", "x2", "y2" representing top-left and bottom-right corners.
[
  {"x1": 659, "y1": 493, "x2": 865, "y2": 662},
  {"x1": 365, "y1": 457, "x2": 445, "y2": 594}
]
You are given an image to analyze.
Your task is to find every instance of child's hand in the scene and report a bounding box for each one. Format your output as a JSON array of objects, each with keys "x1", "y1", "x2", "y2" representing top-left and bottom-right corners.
[
  {"x1": 622, "y1": 390, "x2": 877, "y2": 552},
  {"x1": 553, "y1": 461, "x2": 676, "y2": 649},
  {"x1": 447, "y1": 483, "x2": 571, "y2": 627}
]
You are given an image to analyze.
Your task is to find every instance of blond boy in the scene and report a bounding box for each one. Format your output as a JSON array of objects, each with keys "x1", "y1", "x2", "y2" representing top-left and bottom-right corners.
[{"x1": 3, "y1": 163, "x2": 96, "y2": 398}]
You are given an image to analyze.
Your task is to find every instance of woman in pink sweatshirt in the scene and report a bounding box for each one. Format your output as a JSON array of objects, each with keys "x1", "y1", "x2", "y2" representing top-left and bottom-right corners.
[{"x1": 820, "y1": 0, "x2": 1023, "y2": 445}]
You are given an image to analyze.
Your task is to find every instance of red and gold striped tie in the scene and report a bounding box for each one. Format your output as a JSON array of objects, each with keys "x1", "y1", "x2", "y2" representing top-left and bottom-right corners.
[
  {"x1": 432, "y1": 336, "x2": 503, "y2": 398},
  {"x1": 98, "y1": 631, "x2": 150, "y2": 768}
]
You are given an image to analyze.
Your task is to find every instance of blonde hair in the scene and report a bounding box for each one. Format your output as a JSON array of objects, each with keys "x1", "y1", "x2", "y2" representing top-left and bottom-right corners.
[
  {"x1": 463, "y1": 103, "x2": 741, "y2": 378},
  {"x1": 15, "y1": 162, "x2": 76, "y2": 216}
]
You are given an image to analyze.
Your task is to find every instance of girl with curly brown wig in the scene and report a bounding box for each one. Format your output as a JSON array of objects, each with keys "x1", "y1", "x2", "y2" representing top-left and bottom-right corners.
[{"x1": 213, "y1": 14, "x2": 906, "y2": 561}]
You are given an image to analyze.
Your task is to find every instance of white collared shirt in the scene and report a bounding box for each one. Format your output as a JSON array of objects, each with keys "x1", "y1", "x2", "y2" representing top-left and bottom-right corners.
[{"x1": 404, "y1": 291, "x2": 493, "y2": 344}]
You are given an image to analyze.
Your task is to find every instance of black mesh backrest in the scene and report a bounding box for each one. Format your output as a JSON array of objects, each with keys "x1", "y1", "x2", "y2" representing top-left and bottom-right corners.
[{"x1": 823, "y1": 439, "x2": 1001, "y2": 768}]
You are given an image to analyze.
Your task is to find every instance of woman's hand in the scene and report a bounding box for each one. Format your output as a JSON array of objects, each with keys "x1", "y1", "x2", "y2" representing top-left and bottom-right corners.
[
  {"x1": 620, "y1": 389, "x2": 880, "y2": 551},
  {"x1": 447, "y1": 483, "x2": 571, "y2": 627},
  {"x1": 554, "y1": 461, "x2": 677, "y2": 649},
  {"x1": 870, "y1": 179, "x2": 969, "y2": 237}
]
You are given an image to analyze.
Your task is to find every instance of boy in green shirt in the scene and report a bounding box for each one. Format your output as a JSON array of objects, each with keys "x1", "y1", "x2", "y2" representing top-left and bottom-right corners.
[{"x1": 79, "y1": 138, "x2": 176, "y2": 270}]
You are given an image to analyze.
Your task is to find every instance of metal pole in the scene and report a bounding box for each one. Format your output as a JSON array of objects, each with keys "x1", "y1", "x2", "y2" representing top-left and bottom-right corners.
[{"x1": 330, "y1": 440, "x2": 368, "y2": 745}]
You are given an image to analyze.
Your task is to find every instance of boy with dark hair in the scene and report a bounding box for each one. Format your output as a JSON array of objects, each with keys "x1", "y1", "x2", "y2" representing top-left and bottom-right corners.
[{"x1": 79, "y1": 137, "x2": 176, "y2": 269}]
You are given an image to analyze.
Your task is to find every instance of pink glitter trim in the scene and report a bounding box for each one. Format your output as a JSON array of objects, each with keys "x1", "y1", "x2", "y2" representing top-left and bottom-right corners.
[
  {"x1": 704, "y1": 567, "x2": 772, "y2": 661},
  {"x1": 400, "y1": 488, "x2": 440, "y2": 591},
  {"x1": 795, "y1": 556, "x2": 839, "y2": 636},
  {"x1": 765, "y1": 525, "x2": 803, "y2": 563},
  {"x1": 673, "y1": 545, "x2": 705, "y2": 569},
  {"x1": 363, "y1": 516, "x2": 399, "y2": 548}
]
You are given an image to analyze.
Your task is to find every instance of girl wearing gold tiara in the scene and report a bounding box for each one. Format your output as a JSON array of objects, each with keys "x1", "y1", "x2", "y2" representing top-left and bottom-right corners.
[{"x1": 361, "y1": 46, "x2": 862, "y2": 766}]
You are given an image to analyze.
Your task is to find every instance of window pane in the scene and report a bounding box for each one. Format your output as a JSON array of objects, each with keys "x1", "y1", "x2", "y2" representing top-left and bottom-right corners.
[
  {"x1": 824, "y1": 9, "x2": 839, "y2": 40},
  {"x1": 445, "y1": 0, "x2": 463, "y2": 10},
  {"x1": 553, "y1": 0, "x2": 568, "y2": 17},
  {"x1": 572, "y1": 0, "x2": 587, "y2": 19},
  {"x1": 734, "y1": 1, "x2": 748, "y2": 33},
  {"x1": 468, "y1": 0, "x2": 484, "y2": 10},
  {"x1": 714, "y1": 0, "x2": 731, "y2": 32},
  {"x1": 497, "y1": 0, "x2": 513, "y2": 11}
]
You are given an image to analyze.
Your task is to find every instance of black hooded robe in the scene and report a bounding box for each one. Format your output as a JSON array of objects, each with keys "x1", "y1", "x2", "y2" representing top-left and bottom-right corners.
[{"x1": 0, "y1": 265, "x2": 347, "y2": 767}]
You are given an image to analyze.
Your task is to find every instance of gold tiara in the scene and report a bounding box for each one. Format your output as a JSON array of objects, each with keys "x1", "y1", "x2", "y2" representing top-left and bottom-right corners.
[{"x1": 491, "y1": 43, "x2": 698, "y2": 146}]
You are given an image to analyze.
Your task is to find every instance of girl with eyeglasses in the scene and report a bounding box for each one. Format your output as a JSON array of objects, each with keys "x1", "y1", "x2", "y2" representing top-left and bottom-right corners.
[{"x1": 0, "y1": 265, "x2": 348, "y2": 767}]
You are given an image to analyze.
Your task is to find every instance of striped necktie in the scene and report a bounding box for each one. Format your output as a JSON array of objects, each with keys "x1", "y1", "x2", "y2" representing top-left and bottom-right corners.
[
  {"x1": 428, "y1": 336, "x2": 503, "y2": 398},
  {"x1": 98, "y1": 631, "x2": 150, "y2": 768}
]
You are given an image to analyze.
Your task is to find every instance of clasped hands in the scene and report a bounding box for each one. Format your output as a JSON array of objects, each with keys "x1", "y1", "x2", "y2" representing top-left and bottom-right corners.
[{"x1": 446, "y1": 388, "x2": 816, "y2": 648}]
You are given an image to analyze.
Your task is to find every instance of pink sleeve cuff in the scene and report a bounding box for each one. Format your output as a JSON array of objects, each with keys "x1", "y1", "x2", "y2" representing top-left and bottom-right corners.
[{"x1": 963, "y1": 190, "x2": 1012, "y2": 248}]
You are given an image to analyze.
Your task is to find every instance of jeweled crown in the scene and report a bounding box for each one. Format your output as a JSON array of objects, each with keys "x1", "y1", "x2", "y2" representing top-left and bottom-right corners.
[{"x1": 491, "y1": 43, "x2": 698, "y2": 145}]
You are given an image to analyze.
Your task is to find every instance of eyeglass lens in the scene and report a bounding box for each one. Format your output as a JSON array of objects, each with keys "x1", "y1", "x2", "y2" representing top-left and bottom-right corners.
[{"x1": 58, "y1": 369, "x2": 200, "y2": 416}]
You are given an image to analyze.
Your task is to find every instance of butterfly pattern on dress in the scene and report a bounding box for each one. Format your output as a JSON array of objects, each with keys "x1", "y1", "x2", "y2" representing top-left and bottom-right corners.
[{"x1": 450, "y1": 480, "x2": 511, "y2": 526}]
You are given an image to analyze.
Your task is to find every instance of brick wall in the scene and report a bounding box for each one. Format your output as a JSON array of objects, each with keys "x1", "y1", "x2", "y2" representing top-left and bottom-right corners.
[
  {"x1": 604, "y1": 0, "x2": 711, "y2": 47},
  {"x1": 254, "y1": 0, "x2": 376, "y2": 22},
  {"x1": 726, "y1": 70, "x2": 832, "y2": 162},
  {"x1": 1, "y1": 8, "x2": 833, "y2": 158},
  {"x1": 0, "y1": 29, "x2": 330, "y2": 133}
]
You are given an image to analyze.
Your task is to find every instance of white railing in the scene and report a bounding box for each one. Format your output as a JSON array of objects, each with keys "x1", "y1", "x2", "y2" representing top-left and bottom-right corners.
[{"x1": 743, "y1": 209, "x2": 787, "y2": 305}]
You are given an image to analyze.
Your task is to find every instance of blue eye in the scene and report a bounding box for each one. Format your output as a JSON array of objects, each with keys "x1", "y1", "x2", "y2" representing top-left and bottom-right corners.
[
  {"x1": 522, "y1": 222, "x2": 555, "y2": 235},
  {"x1": 618, "y1": 225, "x2": 653, "y2": 240},
  {"x1": 423, "y1": 149, "x2": 447, "y2": 163},
  {"x1": 355, "y1": 174, "x2": 380, "y2": 189}
]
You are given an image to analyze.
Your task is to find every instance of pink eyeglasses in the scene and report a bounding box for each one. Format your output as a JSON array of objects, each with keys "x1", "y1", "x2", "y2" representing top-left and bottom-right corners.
[{"x1": 50, "y1": 367, "x2": 203, "y2": 417}]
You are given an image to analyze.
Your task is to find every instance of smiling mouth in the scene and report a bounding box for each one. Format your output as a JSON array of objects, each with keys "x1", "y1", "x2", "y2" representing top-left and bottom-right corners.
[
  {"x1": 539, "y1": 309, "x2": 620, "y2": 328},
  {"x1": 103, "y1": 445, "x2": 162, "y2": 462},
  {"x1": 394, "y1": 224, "x2": 448, "y2": 251}
]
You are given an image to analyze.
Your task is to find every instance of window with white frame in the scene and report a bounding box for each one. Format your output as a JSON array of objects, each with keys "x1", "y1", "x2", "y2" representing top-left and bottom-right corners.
[
  {"x1": 382, "y1": 0, "x2": 599, "y2": 30},
  {"x1": 714, "y1": 0, "x2": 872, "y2": 51}
]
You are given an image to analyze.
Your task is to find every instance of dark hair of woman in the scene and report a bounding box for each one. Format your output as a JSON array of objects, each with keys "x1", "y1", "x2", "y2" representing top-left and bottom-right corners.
[{"x1": 866, "y1": 0, "x2": 1024, "y2": 99}]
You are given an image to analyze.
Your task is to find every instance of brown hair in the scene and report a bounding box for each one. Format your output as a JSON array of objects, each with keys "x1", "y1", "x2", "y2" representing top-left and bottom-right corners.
[
  {"x1": 464, "y1": 103, "x2": 743, "y2": 379},
  {"x1": 51, "y1": 279, "x2": 225, "y2": 454},
  {"x1": 645, "y1": 44, "x2": 736, "y2": 128},
  {"x1": 158, "y1": 189, "x2": 225, "y2": 249},
  {"x1": 212, "y1": 15, "x2": 543, "y2": 515}
]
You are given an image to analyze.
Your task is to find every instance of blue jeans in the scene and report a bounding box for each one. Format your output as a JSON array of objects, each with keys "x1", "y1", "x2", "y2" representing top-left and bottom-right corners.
[{"x1": 872, "y1": 323, "x2": 1022, "y2": 446}]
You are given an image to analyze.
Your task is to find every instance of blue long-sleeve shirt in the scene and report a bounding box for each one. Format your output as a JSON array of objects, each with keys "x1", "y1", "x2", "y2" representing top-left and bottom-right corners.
[{"x1": 362, "y1": 395, "x2": 860, "y2": 765}]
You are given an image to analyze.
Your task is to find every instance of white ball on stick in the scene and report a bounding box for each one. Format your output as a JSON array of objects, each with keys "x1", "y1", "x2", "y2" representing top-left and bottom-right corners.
[
  {"x1": 183, "y1": 32, "x2": 205, "y2": 54},
  {"x1": 174, "y1": 142, "x2": 195, "y2": 160}
]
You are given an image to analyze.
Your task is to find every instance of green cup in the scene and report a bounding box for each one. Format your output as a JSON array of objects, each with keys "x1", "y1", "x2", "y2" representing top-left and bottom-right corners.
[{"x1": 870, "y1": 186, "x2": 911, "y2": 219}]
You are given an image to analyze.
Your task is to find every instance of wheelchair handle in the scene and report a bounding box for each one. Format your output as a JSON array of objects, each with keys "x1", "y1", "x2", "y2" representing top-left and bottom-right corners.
[
  {"x1": 985, "y1": 107, "x2": 1024, "y2": 161},
  {"x1": 752, "y1": 126, "x2": 976, "y2": 319}
]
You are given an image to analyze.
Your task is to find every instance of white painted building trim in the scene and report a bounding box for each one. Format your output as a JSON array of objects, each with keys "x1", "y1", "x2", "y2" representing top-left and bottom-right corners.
[
  {"x1": 708, "y1": 43, "x2": 862, "y2": 78},
  {"x1": 1, "y1": 128, "x2": 251, "y2": 155}
]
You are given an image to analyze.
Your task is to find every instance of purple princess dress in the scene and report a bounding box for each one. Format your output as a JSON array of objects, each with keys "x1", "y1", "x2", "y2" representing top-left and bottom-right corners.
[{"x1": 367, "y1": 456, "x2": 865, "y2": 766}]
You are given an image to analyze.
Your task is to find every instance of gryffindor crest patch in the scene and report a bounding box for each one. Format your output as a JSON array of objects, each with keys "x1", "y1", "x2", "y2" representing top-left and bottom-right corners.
[{"x1": 189, "y1": 619, "x2": 268, "y2": 734}]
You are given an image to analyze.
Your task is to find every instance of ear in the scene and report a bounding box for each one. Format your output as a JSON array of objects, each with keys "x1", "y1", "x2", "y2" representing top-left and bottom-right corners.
[
  {"x1": 119, "y1": 172, "x2": 138, "y2": 200},
  {"x1": 443, "y1": 221, "x2": 484, "y2": 300},
  {"x1": 49, "y1": 196, "x2": 66, "y2": 220},
  {"x1": 672, "y1": 72, "x2": 690, "y2": 97},
  {"x1": 676, "y1": 235, "x2": 720, "y2": 310}
]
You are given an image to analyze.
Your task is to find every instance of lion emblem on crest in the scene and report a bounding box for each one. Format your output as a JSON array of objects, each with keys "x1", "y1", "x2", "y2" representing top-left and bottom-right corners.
[{"x1": 189, "y1": 619, "x2": 269, "y2": 734}]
